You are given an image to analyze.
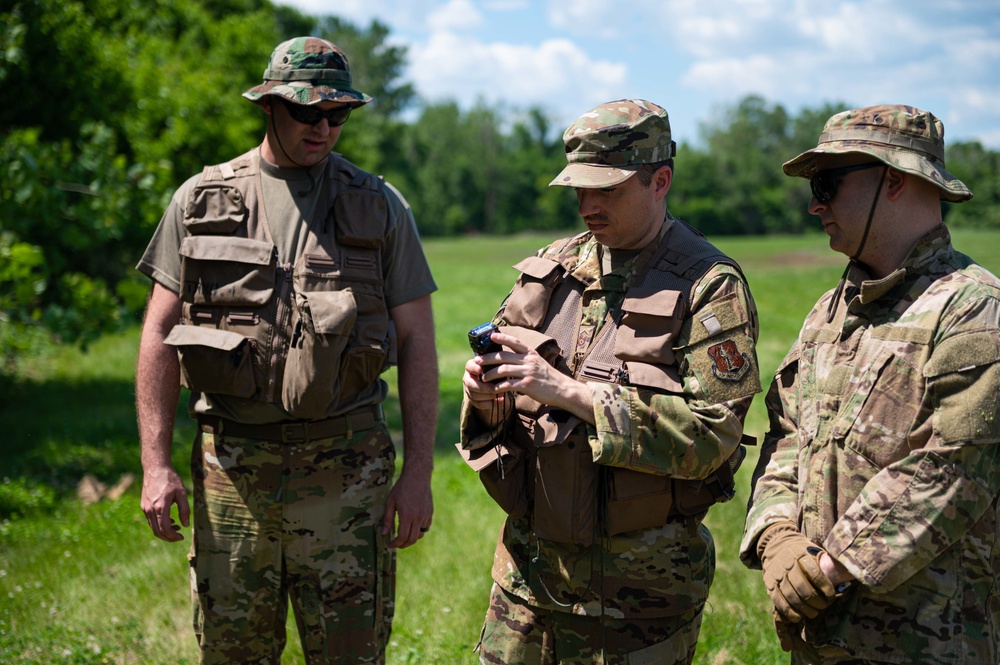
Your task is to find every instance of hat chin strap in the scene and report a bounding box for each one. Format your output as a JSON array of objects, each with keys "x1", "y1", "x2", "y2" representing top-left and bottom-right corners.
[
  {"x1": 826, "y1": 165, "x2": 888, "y2": 323},
  {"x1": 269, "y1": 110, "x2": 319, "y2": 197}
]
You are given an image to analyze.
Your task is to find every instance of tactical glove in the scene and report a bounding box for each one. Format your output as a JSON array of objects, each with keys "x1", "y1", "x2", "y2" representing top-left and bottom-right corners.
[{"x1": 757, "y1": 521, "x2": 837, "y2": 622}]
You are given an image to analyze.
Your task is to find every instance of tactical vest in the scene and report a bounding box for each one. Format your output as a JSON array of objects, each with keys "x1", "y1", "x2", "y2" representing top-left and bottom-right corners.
[
  {"x1": 480, "y1": 218, "x2": 749, "y2": 545},
  {"x1": 163, "y1": 149, "x2": 395, "y2": 421}
]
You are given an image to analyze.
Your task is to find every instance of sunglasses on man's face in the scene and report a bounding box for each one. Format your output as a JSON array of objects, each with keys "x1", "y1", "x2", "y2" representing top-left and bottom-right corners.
[
  {"x1": 279, "y1": 99, "x2": 352, "y2": 127},
  {"x1": 809, "y1": 162, "x2": 883, "y2": 203}
]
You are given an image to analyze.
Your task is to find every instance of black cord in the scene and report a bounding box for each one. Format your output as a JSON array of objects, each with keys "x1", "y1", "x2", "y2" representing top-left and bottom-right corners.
[
  {"x1": 268, "y1": 108, "x2": 319, "y2": 197},
  {"x1": 826, "y1": 165, "x2": 888, "y2": 323}
]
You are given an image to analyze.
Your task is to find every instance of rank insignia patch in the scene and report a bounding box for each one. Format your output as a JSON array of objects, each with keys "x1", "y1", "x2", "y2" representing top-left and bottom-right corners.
[{"x1": 707, "y1": 339, "x2": 750, "y2": 381}]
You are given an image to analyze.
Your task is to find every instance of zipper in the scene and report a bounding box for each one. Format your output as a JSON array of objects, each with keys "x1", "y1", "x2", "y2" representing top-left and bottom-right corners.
[{"x1": 265, "y1": 254, "x2": 293, "y2": 403}]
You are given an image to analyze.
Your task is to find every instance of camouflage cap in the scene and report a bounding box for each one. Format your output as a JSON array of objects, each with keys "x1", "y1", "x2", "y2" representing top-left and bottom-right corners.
[
  {"x1": 242, "y1": 37, "x2": 372, "y2": 108},
  {"x1": 550, "y1": 99, "x2": 676, "y2": 188},
  {"x1": 783, "y1": 104, "x2": 971, "y2": 203}
]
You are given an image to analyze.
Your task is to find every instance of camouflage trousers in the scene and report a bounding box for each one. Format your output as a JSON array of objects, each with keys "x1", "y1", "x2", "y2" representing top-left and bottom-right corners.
[
  {"x1": 478, "y1": 582, "x2": 703, "y2": 665},
  {"x1": 189, "y1": 422, "x2": 396, "y2": 664},
  {"x1": 790, "y1": 642, "x2": 890, "y2": 665}
]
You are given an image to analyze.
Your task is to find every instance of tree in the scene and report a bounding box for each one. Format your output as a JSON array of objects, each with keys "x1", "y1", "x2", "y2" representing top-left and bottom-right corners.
[
  {"x1": 0, "y1": 0, "x2": 301, "y2": 371},
  {"x1": 944, "y1": 141, "x2": 1000, "y2": 229}
]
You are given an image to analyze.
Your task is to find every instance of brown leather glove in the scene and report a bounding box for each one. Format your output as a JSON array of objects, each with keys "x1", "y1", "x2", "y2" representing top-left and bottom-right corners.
[{"x1": 757, "y1": 521, "x2": 837, "y2": 623}]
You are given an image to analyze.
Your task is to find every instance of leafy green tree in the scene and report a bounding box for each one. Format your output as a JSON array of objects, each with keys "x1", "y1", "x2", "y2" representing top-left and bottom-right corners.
[
  {"x1": 944, "y1": 141, "x2": 1000, "y2": 229},
  {"x1": 670, "y1": 97, "x2": 850, "y2": 235},
  {"x1": 0, "y1": 0, "x2": 307, "y2": 371}
]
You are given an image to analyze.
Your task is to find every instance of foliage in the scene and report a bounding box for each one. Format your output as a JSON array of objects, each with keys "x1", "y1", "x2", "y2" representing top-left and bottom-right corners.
[
  {"x1": 3, "y1": 0, "x2": 999, "y2": 373},
  {"x1": 944, "y1": 140, "x2": 1000, "y2": 229},
  {"x1": 670, "y1": 97, "x2": 849, "y2": 235}
]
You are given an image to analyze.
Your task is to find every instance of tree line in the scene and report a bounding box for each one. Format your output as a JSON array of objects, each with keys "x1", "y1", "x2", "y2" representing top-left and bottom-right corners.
[{"x1": 2, "y1": 0, "x2": 999, "y2": 368}]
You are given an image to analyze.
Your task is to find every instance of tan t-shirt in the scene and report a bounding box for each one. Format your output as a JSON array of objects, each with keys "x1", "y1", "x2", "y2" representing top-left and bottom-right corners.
[{"x1": 137, "y1": 151, "x2": 436, "y2": 422}]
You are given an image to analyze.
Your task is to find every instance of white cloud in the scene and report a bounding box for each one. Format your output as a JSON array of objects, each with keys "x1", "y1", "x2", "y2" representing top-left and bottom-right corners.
[
  {"x1": 546, "y1": 0, "x2": 624, "y2": 40},
  {"x1": 408, "y1": 31, "x2": 626, "y2": 113},
  {"x1": 483, "y1": 0, "x2": 529, "y2": 10},
  {"x1": 427, "y1": 0, "x2": 484, "y2": 32},
  {"x1": 681, "y1": 54, "x2": 807, "y2": 100}
]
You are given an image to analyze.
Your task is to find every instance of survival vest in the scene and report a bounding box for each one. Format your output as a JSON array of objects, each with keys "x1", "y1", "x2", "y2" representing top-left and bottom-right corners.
[
  {"x1": 469, "y1": 217, "x2": 755, "y2": 545},
  {"x1": 163, "y1": 149, "x2": 395, "y2": 420}
]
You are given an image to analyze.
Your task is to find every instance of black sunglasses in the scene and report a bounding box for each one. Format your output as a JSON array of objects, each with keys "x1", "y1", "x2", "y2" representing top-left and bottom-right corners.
[
  {"x1": 279, "y1": 99, "x2": 352, "y2": 127},
  {"x1": 810, "y1": 162, "x2": 883, "y2": 203}
]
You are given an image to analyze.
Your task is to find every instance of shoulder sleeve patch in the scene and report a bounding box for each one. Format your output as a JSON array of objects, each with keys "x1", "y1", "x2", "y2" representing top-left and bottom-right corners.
[{"x1": 924, "y1": 330, "x2": 1000, "y2": 377}]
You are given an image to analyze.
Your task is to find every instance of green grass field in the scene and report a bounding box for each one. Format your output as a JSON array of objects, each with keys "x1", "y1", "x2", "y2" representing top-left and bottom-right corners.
[{"x1": 3, "y1": 229, "x2": 999, "y2": 664}]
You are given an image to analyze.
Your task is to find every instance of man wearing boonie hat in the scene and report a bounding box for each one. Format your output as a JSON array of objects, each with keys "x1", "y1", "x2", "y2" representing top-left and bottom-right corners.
[
  {"x1": 741, "y1": 104, "x2": 1000, "y2": 664},
  {"x1": 135, "y1": 36, "x2": 438, "y2": 663},
  {"x1": 459, "y1": 99, "x2": 761, "y2": 663}
]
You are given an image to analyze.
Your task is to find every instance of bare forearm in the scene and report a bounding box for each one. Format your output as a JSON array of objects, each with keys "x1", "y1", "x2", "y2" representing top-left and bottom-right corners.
[
  {"x1": 136, "y1": 284, "x2": 182, "y2": 471},
  {"x1": 397, "y1": 337, "x2": 437, "y2": 477},
  {"x1": 390, "y1": 296, "x2": 438, "y2": 478},
  {"x1": 137, "y1": 340, "x2": 181, "y2": 470}
]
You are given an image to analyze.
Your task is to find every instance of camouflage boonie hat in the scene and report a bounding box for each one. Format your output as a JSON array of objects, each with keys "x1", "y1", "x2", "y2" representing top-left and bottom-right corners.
[
  {"x1": 783, "y1": 104, "x2": 971, "y2": 203},
  {"x1": 550, "y1": 99, "x2": 676, "y2": 188},
  {"x1": 242, "y1": 37, "x2": 372, "y2": 108}
]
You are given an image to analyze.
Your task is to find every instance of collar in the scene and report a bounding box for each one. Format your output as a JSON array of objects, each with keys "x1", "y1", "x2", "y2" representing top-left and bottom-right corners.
[{"x1": 850, "y1": 225, "x2": 951, "y2": 305}]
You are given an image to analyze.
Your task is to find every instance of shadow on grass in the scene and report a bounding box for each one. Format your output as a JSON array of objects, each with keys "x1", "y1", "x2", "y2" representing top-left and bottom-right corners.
[
  {"x1": 0, "y1": 372, "x2": 194, "y2": 520},
  {"x1": 0, "y1": 366, "x2": 466, "y2": 520}
]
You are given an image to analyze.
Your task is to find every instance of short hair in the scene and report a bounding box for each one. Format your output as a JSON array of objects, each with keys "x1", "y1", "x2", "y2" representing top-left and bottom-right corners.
[{"x1": 635, "y1": 159, "x2": 674, "y2": 187}]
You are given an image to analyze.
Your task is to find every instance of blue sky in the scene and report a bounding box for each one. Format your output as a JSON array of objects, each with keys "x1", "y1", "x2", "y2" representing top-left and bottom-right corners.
[{"x1": 278, "y1": 0, "x2": 1000, "y2": 148}]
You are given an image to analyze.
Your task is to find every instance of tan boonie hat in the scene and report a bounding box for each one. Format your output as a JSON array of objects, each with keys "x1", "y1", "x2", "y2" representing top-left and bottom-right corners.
[
  {"x1": 550, "y1": 99, "x2": 676, "y2": 188},
  {"x1": 783, "y1": 104, "x2": 971, "y2": 203},
  {"x1": 242, "y1": 37, "x2": 372, "y2": 108}
]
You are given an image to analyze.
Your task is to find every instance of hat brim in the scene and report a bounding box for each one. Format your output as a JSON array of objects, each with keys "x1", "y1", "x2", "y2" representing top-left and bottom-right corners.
[
  {"x1": 242, "y1": 80, "x2": 371, "y2": 108},
  {"x1": 783, "y1": 143, "x2": 972, "y2": 203},
  {"x1": 549, "y1": 163, "x2": 639, "y2": 188}
]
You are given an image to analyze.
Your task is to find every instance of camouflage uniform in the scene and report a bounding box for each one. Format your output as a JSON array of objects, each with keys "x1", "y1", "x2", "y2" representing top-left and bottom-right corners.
[
  {"x1": 461, "y1": 100, "x2": 761, "y2": 664},
  {"x1": 741, "y1": 106, "x2": 1000, "y2": 664},
  {"x1": 137, "y1": 37, "x2": 435, "y2": 664}
]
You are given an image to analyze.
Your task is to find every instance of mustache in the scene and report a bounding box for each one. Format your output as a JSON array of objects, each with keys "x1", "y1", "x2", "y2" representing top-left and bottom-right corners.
[{"x1": 583, "y1": 214, "x2": 609, "y2": 224}]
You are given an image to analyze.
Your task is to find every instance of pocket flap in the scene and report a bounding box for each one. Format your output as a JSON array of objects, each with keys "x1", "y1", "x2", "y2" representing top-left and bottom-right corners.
[
  {"x1": 184, "y1": 185, "x2": 246, "y2": 232},
  {"x1": 334, "y1": 190, "x2": 387, "y2": 248},
  {"x1": 179, "y1": 236, "x2": 274, "y2": 265},
  {"x1": 455, "y1": 442, "x2": 502, "y2": 473},
  {"x1": 624, "y1": 361, "x2": 684, "y2": 393},
  {"x1": 302, "y1": 291, "x2": 357, "y2": 334},
  {"x1": 621, "y1": 288, "x2": 683, "y2": 318},
  {"x1": 512, "y1": 256, "x2": 562, "y2": 280},
  {"x1": 163, "y1": 324, "x2": 246, "y2": 351}
]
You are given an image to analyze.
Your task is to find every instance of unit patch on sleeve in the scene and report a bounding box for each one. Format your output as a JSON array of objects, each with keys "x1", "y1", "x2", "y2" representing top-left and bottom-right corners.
[{"x1": 707, "y1": 339, "x2": 750, "y2": 382}]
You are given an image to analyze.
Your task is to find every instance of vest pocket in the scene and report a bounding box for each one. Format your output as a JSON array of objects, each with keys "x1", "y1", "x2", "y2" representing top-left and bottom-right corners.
[
  {"x1": 163, "y1": 325, "x2": 255, "y2": 397},
  {"x1": 615, "y1": 288, "x2": 684, "y2": 364},
  {"x1": 183, "y1": 184, "x2": 246, "y2": 234},
  {"x1": 502, "y1": 256, "x2": 563, "y2": 328},
  {"x1": 179, "y1": 236, "x2": 275, "y2": 306},
  {"x1": 533, "y1": 428, "x2": 597, "y2": 545},
  {"x1": 606, "y1": 468, "x2": 674, "y2": 534},
  {"x1": 282, "y1": 290, "x2": 357, "y2": 419}
]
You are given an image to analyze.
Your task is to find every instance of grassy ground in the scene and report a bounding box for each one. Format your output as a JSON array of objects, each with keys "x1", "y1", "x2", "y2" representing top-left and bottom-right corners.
[{"x1": 2, "y1": 229, "x2": 999, "y2": 664}]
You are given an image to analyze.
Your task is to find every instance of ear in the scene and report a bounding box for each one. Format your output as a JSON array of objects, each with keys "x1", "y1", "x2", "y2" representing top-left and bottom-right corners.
[
  {"x1": 884, "y1": 167, "x2": 906, "y2": 201},
  {"x1": 260, "y1": 98, "x2": 273, "y2": 116},
  {"x1": 653, "y1": 165, "x2": 673, "y2": 200}
]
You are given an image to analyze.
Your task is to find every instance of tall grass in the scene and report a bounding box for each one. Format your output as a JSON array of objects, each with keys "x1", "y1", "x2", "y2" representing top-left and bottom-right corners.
[{"x1": 3, "y1": 229, "x2": 999, "y2": 664}]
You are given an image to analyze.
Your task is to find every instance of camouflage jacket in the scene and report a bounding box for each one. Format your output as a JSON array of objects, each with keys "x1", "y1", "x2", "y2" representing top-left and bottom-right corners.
[
  {"x1": 741, "y1": 226, "x2": 1000, "y2": 663},
  {"x1": 463, "y1": 219, "x2": 761, "y2": 619}
]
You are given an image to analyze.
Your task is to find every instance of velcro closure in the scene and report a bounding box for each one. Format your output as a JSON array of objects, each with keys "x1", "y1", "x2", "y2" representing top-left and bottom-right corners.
[{"x1": 924, "y1": 331, "x2": 1000, "y2": 377}]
